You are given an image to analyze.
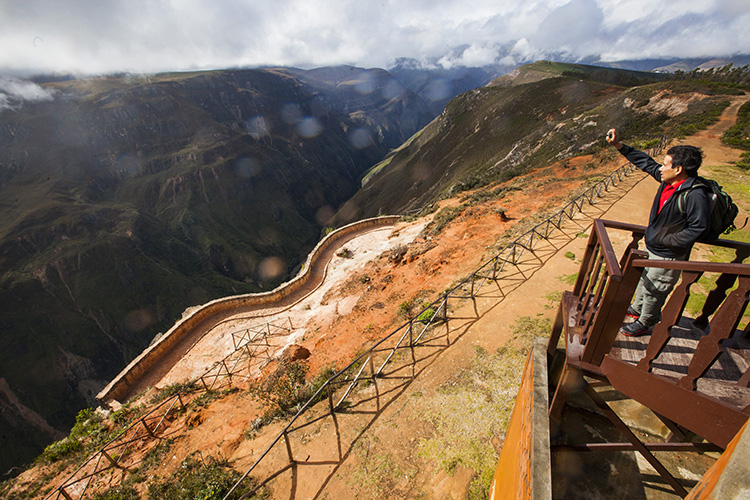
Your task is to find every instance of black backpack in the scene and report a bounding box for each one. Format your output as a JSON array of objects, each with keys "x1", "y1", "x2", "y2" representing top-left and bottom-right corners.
[{"x1": 676, "y1": 177, "x2": 741, "y2": 241}]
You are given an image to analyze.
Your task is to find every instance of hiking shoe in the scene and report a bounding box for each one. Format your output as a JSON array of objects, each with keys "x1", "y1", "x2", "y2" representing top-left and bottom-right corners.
[
  {"x1": 625, "y1": 306, "x2": 640, "y2": 320},
  {"x1": 620, "y1": 320, "x2": 652, "y2": 337}
]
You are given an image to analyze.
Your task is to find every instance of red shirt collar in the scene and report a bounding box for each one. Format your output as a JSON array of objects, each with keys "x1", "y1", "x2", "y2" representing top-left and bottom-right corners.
[{"x1": 658, "y1": 179, "x2": 687, "y2": 213}]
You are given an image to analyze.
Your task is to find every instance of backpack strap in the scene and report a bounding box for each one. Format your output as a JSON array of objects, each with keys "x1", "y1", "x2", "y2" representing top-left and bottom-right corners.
[{"x1": 674, "y1": 178, "x2": 709, "y2": 216}]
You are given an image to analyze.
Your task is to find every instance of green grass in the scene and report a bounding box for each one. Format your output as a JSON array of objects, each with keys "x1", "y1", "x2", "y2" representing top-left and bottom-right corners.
[
  {"x1": 423, "y1": 206, "x2": 464, "y2": 236},
  {"x1": 417, "y1": 344, "x2": 529, "y2": 500},
  {"x1": 145, "y1": 455, "x2": 266, "y2": 500},
  {"x1": 723, "y1": 100, "x2": 750, "y2": 152}
]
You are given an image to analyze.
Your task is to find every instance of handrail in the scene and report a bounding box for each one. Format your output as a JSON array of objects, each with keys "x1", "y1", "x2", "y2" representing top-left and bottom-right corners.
[
  {"x1": 594, "y1": 219, "x2": 625, "y2": 279},
  {"x1": 46, "y1": 393, "x2": 186, "y2": 499},
  {"x1": 631, "y1": 258, "x2": 750, "y2": 274}
]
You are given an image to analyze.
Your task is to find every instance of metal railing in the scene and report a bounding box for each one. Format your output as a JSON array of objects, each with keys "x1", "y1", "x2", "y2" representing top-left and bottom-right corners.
[{"x1": 45, "y1": 317, "x2": 297, "y2": 499}]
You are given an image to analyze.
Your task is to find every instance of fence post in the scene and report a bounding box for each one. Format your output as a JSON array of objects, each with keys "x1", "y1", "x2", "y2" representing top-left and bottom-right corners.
[
  {"x1": 101, "y1": 450, "x2": 119, "y2": 467},
  {"x1": 141, "y1": 418, "x2": 155, "y2": 438},
  {"x1": 283, "y1": 430, "x2": 294, "y2": 464},
  {"x1": 222, "y1": 360, "x2": 232, "y2": 385},
  {"x1": 409, "y1": 321, "x2": 416, "y2": 370},
  {"x1": 327, "y1": 383, "x2": 335, "y2": 413}
]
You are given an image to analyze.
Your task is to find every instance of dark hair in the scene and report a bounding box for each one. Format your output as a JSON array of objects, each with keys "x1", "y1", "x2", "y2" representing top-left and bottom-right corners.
[{"x1": 666, "y1": 145, "x2": 703, "y2": 176}]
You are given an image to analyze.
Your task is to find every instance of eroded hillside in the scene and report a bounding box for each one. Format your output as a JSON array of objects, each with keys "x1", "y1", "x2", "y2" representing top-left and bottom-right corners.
[{"x1": 334, "y1": 65, "x2": 740, "y2": 223}]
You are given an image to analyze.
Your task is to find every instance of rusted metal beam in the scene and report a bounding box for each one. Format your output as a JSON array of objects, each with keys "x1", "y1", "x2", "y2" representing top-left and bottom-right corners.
[
  {"x1": 583, "y1": 383, "x2": 689, "y2": 497},
  {"x1": 602, "y1": 356, "x2": 748, "y2": 449}
]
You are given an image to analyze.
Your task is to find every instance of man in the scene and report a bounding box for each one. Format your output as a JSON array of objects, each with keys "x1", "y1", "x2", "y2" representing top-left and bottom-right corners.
[{"x1": 606, "y1": 129, "x2": 710, "y2": 336}]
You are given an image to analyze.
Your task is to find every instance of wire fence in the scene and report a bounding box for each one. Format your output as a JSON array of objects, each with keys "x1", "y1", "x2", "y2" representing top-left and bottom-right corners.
[
  {"x1": 44, "y1": 142, "x2": 663, "y2": 500},
  {"x1": 45, "y1": 317, "x2": 298, "y2": 499}
]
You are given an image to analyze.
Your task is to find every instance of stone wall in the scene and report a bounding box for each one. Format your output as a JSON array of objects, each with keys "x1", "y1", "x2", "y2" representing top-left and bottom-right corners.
[{"x1": 97, "y1": 215, "x2": 401, "y2": 404}]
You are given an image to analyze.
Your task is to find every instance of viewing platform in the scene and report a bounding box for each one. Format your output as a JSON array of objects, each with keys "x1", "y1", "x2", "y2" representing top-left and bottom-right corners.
[{"x1": 492, "y1": 219, "x2": 750, "y2": 499}]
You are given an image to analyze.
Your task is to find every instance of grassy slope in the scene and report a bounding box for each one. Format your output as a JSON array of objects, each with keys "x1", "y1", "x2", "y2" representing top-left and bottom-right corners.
[{"x1": 335, "y1": 66, "x2": 741, "y2": 224}]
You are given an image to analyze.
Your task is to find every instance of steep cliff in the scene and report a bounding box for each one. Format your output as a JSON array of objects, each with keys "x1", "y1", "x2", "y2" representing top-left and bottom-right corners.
[
  {"x1": 0, "y1": 67, "x2": 434, "y2": 474},
  {"x1": 333, "y1": 63, "x2": 738, "y2": 222}
]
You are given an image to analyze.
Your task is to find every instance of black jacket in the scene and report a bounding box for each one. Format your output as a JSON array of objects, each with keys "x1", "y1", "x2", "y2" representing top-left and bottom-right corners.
[{"x1": 619, "y1": 144, "x2": 710, "y2": 259}]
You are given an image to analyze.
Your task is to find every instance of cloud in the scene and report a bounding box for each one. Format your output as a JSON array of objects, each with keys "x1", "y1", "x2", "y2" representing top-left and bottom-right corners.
[
  {"x1": 0, "y1": 0, "x2": 748, "y2": 76},
  {"x1": 532, "y1": 0, "x2": 605, "y2": 56},
  {"x1": 0, "y1": 77, "x2": 56, "y2": 110}
]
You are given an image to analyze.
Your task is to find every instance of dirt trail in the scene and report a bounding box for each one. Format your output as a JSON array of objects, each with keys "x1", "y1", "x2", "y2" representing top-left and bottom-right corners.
[
  {"x1": 152, "y1": 221, "x2": 429, "y2": 390},
  {"x1": 673, "y1": 94, "x2": 750, "y2": 164},
  {"x1": 116, "y1": 218, "x2": 414, "y2": 400}
]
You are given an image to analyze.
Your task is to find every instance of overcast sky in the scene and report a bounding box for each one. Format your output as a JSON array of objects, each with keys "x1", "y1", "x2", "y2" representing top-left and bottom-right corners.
[{"x1": 1, "y1": 0, "x2": 749, "y2": 76}]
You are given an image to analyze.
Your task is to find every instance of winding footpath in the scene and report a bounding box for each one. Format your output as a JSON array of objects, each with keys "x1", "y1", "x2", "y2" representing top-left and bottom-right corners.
[{"x1": 97, "y1": 215, "x2": 422, "y2": 404}]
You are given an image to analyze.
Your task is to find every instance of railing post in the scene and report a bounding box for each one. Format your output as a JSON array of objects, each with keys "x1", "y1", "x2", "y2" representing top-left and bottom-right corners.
[
  {"x1": 141, "y1": 418, "x2": 155, "y2": 438},
  {"x1": 222, "y1": 360, "x2": 232, "y2": 384},
  {"x1": 327, "y1": 383, "x2": 335, "y2": 413},
  {"x1": 582, "y1": 248, "x2": 646, "y2": 366},
  {"x1": 573, "y1": 230, "x2": 600, "y2": 296},
  {"x1": 283, "y1": 430, "x2": 294, "y2": 464},
  {"x1": 101, "y1": 450, "x2": 119, "y2": 467}
]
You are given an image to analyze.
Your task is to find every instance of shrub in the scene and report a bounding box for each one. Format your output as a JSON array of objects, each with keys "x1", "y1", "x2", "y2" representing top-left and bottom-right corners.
[
  {"x1": 397, "y1": 299, "x2": 414, "y2": 318},
  {"x1": 248, "y1": 362, "x2": 336, "y2": 431},
  {"x1": 93, "y1": 485, "x2": 140, "y2": 499},
  {"x1": 722, "y1": 100, "x2": 750, "y2": 150},
  {"x1": 146, "y1": 455, "x2": 262, "y2": 500},
  {"x1": 40, "y1": 436, "x2": 82, "y2": 463},
  {"x1": 150, "y1": 381, "x2": 195, "y2": 404},
  {"x1": 737, "y1": 151, "x2": 750, "y2": 171},
  {"x1": 417, "y1": 308, "x2": 436, "y2": 325}
]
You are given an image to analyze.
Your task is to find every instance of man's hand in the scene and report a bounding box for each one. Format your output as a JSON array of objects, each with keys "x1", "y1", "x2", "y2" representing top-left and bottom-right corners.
[{"x1": 606, "y1": 128, "x2": 623, "y2": 149}]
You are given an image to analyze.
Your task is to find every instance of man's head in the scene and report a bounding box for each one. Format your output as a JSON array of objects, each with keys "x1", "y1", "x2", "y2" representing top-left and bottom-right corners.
[{"x1": 665, "y1": 145, "x2": 703, "y2": 177}]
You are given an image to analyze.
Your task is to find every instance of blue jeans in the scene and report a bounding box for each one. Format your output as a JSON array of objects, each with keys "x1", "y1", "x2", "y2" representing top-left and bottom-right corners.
[{"x1": 631, "y1": 250, "x2": 682, "y2": 327}]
